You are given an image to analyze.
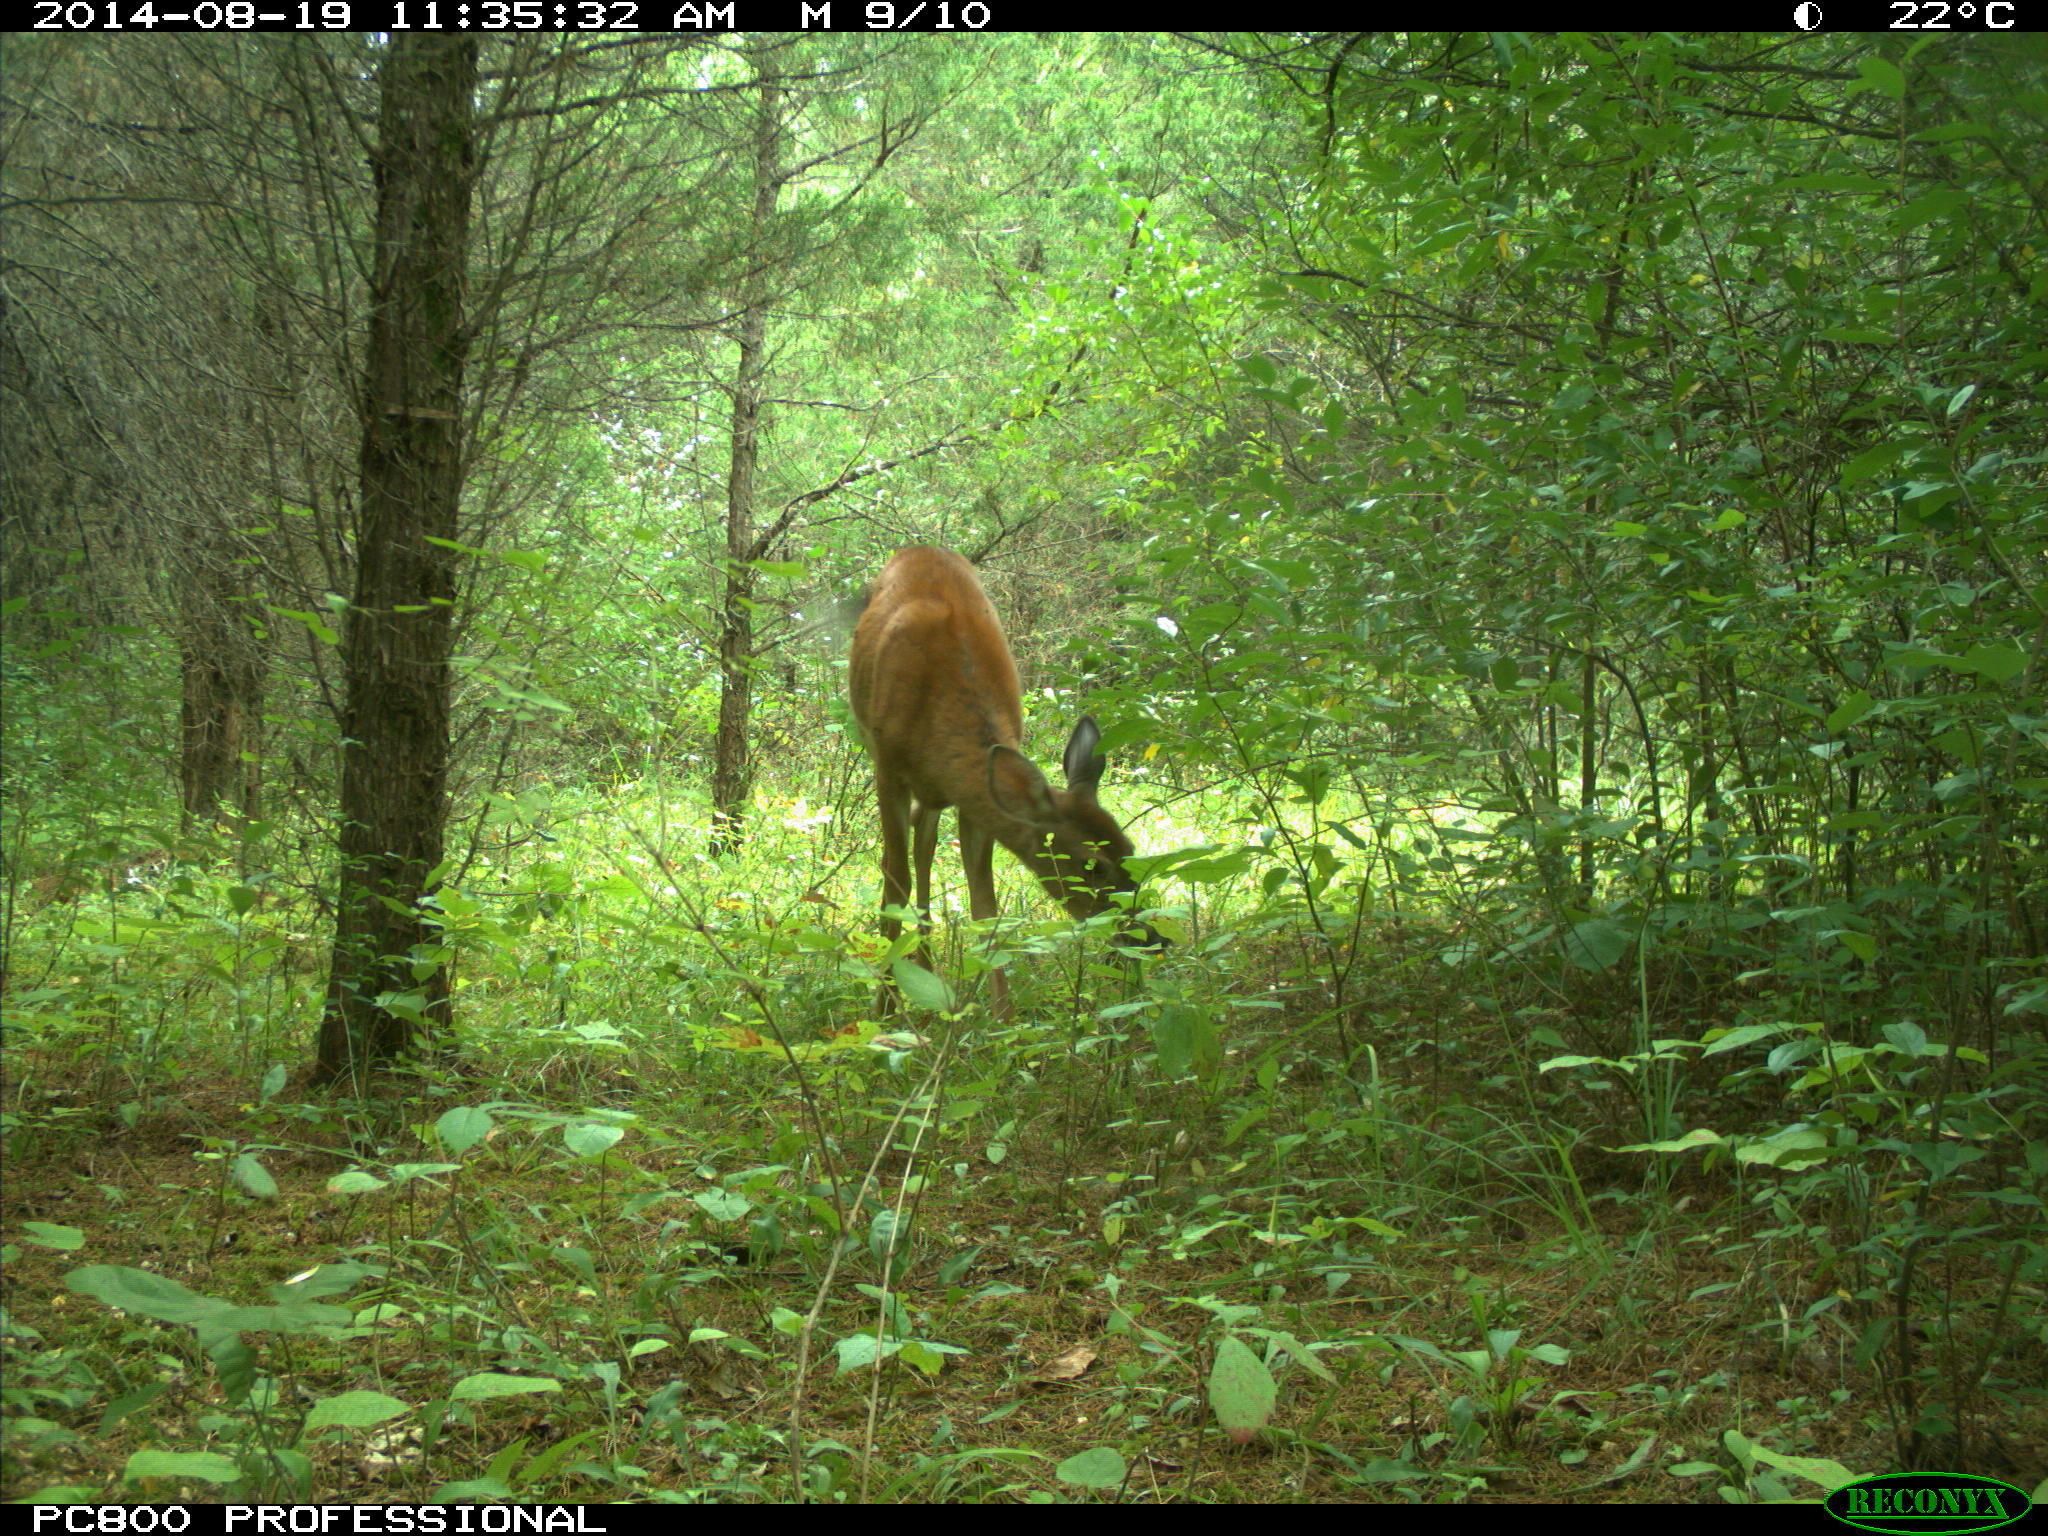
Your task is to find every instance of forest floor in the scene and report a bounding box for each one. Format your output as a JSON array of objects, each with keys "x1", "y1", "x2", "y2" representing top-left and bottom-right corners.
[{"x1": 7, "y1": 992, "x2": 2019, "y2": 1505}]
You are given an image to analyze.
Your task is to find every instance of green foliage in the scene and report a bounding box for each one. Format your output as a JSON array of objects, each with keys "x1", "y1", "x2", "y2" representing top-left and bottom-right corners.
[
  {"x1": 5, "y1": 30, "x2": 2045, "y2": 1503},
  {"x1": 54, "y1": 1262, "x2": 369, "y2": 1499},
  {"x1": 1595, "y1": 1015, "x2": 2046, "y2": 1463}
]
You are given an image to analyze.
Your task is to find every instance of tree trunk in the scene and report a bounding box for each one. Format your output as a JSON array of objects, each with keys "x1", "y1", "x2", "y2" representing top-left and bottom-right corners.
[
  {"x1": 178, "y1": 551, "x2": 265, "y2": 834},
  {"x1": 708, "y1": 63, "x2": 783, "y2": 858},
  {"x1": 314, "y1": 35, "x2": 477, "y2": 1085}
]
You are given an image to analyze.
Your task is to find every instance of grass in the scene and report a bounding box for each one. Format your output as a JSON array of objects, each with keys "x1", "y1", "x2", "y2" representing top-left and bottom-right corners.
[{"x1": 2, "y1": 777, "x2": 2043, "y2": 1504}]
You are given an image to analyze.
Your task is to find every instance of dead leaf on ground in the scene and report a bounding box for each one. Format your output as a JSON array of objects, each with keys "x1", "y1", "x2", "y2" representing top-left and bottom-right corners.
[{"x1": 1032, "y1": 1343, "x2": 1096, "y2": 1383}]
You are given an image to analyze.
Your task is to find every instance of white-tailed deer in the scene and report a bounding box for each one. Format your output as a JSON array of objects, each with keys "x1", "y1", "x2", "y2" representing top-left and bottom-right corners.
[{"x1": 848, "y1": 546, "x2": 1158, "y2": 1017}]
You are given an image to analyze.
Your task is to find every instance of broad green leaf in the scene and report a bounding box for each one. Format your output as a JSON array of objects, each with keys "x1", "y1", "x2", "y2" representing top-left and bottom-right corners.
[
  {"x1": 1744, "y1": 1446, "x2": 1858, "y2": 1492},
  {"x1": 1735, "y1": 1128, "x2": 1830, "y2": 1167},
  {"x1": 563, "y1": 1122, "x2": 624, "y2": 1157},
  {"x1": 436, "y1": 1105, "x2": 495, "y2": 1156},
  {"x1": 67, "y1": 1266, "x2": 223, "y2": 1325},
  {"x1": 1208, "y1": 1333, "x2": 1277, "y2": 1442},
  {"x1": 1824, "y1": 691, "x2": 1873, "y2": 733},
  {"x1": 1618, "y1": 1129, "x2": 1728, "y2": 1155},
  {"x1": 449, "y1": 1373, "x2": 561, "y2": 1401},
  {"x1": 123, "y1": 1450, "x2": 244, "y2": 1487},
  {"x1": 1562, "y1": 918, "x2": 1633, "y2": 971},
  {"x1": 232, "y1": 1152, "x2": 279, "y2": 1201},
  {"x1": 205, "y1": 1335, "x2": 256, "y2": 1403},
  {"x1": 1151, "y1": 1002, "x2": 1221, "y2": 1080},
  {"x1": 1854, "y1": 57, "x2": 1906, "y2": 100},
  {"x1": 1057, "y1": 1446, "x2": 1128, "y2": 1489},
  {"x1": 434, "y1": 1478, "x2": 515, "y2": 1502},
  {"x1": 1957, "y1": 644, "x2": 2026, "y2": 683},
  {"x1": 1703, "y1": 1023, "x2": 1800, "y2": 1056},
  {"x1": 892, "y1": 958, "x2": 954, "y2": 1013},
  {"x1": 694, "y1": 1188, "x2": 750, "y2": 1221},
  {"x1": 304, "y1": 1390, "x2": 410, "y2": 1433},
  {"x1": 275, "y1": 1263, "x2": 378, "y2": 1300},
  {"x1": 835, "y1": 1333, "x2": 900, "y2": 1372}
]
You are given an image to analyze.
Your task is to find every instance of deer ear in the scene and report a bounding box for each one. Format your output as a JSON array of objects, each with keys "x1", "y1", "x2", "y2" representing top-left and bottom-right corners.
[
  {"x1": 988, "y1": 745, "x2": 1058, "y2": 825},
  {"x1": 1063, "y1": 716, "x2": 1107, "y2": 792}
]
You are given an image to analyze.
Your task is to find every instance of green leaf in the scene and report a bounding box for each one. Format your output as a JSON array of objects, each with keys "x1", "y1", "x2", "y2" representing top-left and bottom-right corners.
[
  {"x1": 232, "y1": 1152, "x2": 279, "y2": 1201},
  {"x1": 1351, "y1": 1460, "x2": 1430, "y2": 1482},
  {"x1": 1957, "y1": 643, "x2": 2026, "y2": 683},
  {"x1": 693, "y1": 1188, "x2": 750, "y2": 1222},
  {"x1": 436, "y1": 1105, "x2": 495, "y2": 1156},
  {"x1": 552, "y1": 1247, "x2": 596, "y2": 1287},
  {"x1": 265, "y1": 605, "x2": 340, "y2": 645},
  {"x1": 1150, "y1": 1002, "x2": 1221, "y2": 1080},
  {"x1": 206, "y1": 1335, "x2": 257, "y2": 1403},
  {"x1": 1882, "y1": 643, "x2": 1954, "y2": 673},
  {"x1": 1743, "y1": 1446, "x2": 1857, "y2": 1492},
  {"x1": 449, "y1": 1373, "x2": 561, "y2": 1401},
  {"x1": 1824, "y1": 691, "x2": 1873, "y2": 733},
  {"x1": 273, "y1": 1262, "x2": 379, "y2": 1301},
  {"x1": 21, "y1": 1222, "x2": 84, "y2": 1251},
  {"x1": 563, "y1": 1122, "x2": 624, "y2": 1157},
  {"x1": 892, "y1": 957, "x2": 954, "y2": 1013},
  {"x1": 98, "y1": 1382, "x2": 172, "y2": 1436},
  {"x1": 1208, "y1": 1333, "x2": 1277, "y2": 1442},
  {"x1": 1618, "y1": 1128, "x2": 1728, "y2": 1155},
  {"x1": 123, "y1": 1450, "x2": 245, "y2": 1487},
  {"x1": 1562, "y1": 918, "x2": 1633, "y2": 971},
  {"x1": 520, "y1": 1427, "x2": 603, "y2": 1486},
  {"x1": 303, "y1": 1392, "x2": 411, "y2": 1441},
  {"x1": 1258, "y1": 1328, "x2": 1341, "y2": 1386},
  {"x1": 1881, "y1": 1020, "x2": 1931, "y2": 1055},
  {"x1": 896, "y1": 1338, "x2": 966, "y2": 1376},
  {"x1": 485, "y1": 1437, "x2": 528, "y2": 1487},
  {"x1": 867, "y1": 1208, "x2": 904, "y2": 1269},
  {"x1": 1703, "y1": 1023, "x2": 1800, "y2": 1056},
  {"x1": 835, "y1": 1333, "x2": 900, "y2": 1372},
  {"x1": 434, "y1": 1478, "x2": 515, "y2": 1502},
  {"x1": 1735, "y1": 1127, "x2": 1830, "y2": 1167},
  {"x1": 66, "y1": 1266, "x2": 223, "y2": 1325},
  {"x1": 1056, "y1": 1446, "x2": 1129, "y2": 1489},
  {"x1": 1854, "y1": 57, "x2": 1906, "y2": 100}
]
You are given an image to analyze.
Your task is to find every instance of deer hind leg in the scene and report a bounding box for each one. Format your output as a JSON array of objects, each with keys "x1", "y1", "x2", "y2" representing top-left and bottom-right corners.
[
  {"x1": 872, "y1": 771, "x2": 916, "y2": 1015},
  {"x1": 910, "y1": 798, "x2": 941, "y2": 971}
]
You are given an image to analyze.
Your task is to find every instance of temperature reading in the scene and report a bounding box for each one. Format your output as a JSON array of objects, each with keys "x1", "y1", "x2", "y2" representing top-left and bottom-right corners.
[{"x1": 1890, "y1": 0, "x2": 2017, "y2": 24}]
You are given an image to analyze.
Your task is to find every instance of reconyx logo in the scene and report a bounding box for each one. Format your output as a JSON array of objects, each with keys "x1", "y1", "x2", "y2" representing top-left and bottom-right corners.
[{"x1": 1825, "y1": 1473, "x2": 2032, "y2": 1535}]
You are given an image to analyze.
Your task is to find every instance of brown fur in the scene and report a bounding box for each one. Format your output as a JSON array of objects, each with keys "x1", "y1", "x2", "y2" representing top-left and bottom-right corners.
[{"x1": 849, "y1": 546, "x2": 1150, "y2": 1016}]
